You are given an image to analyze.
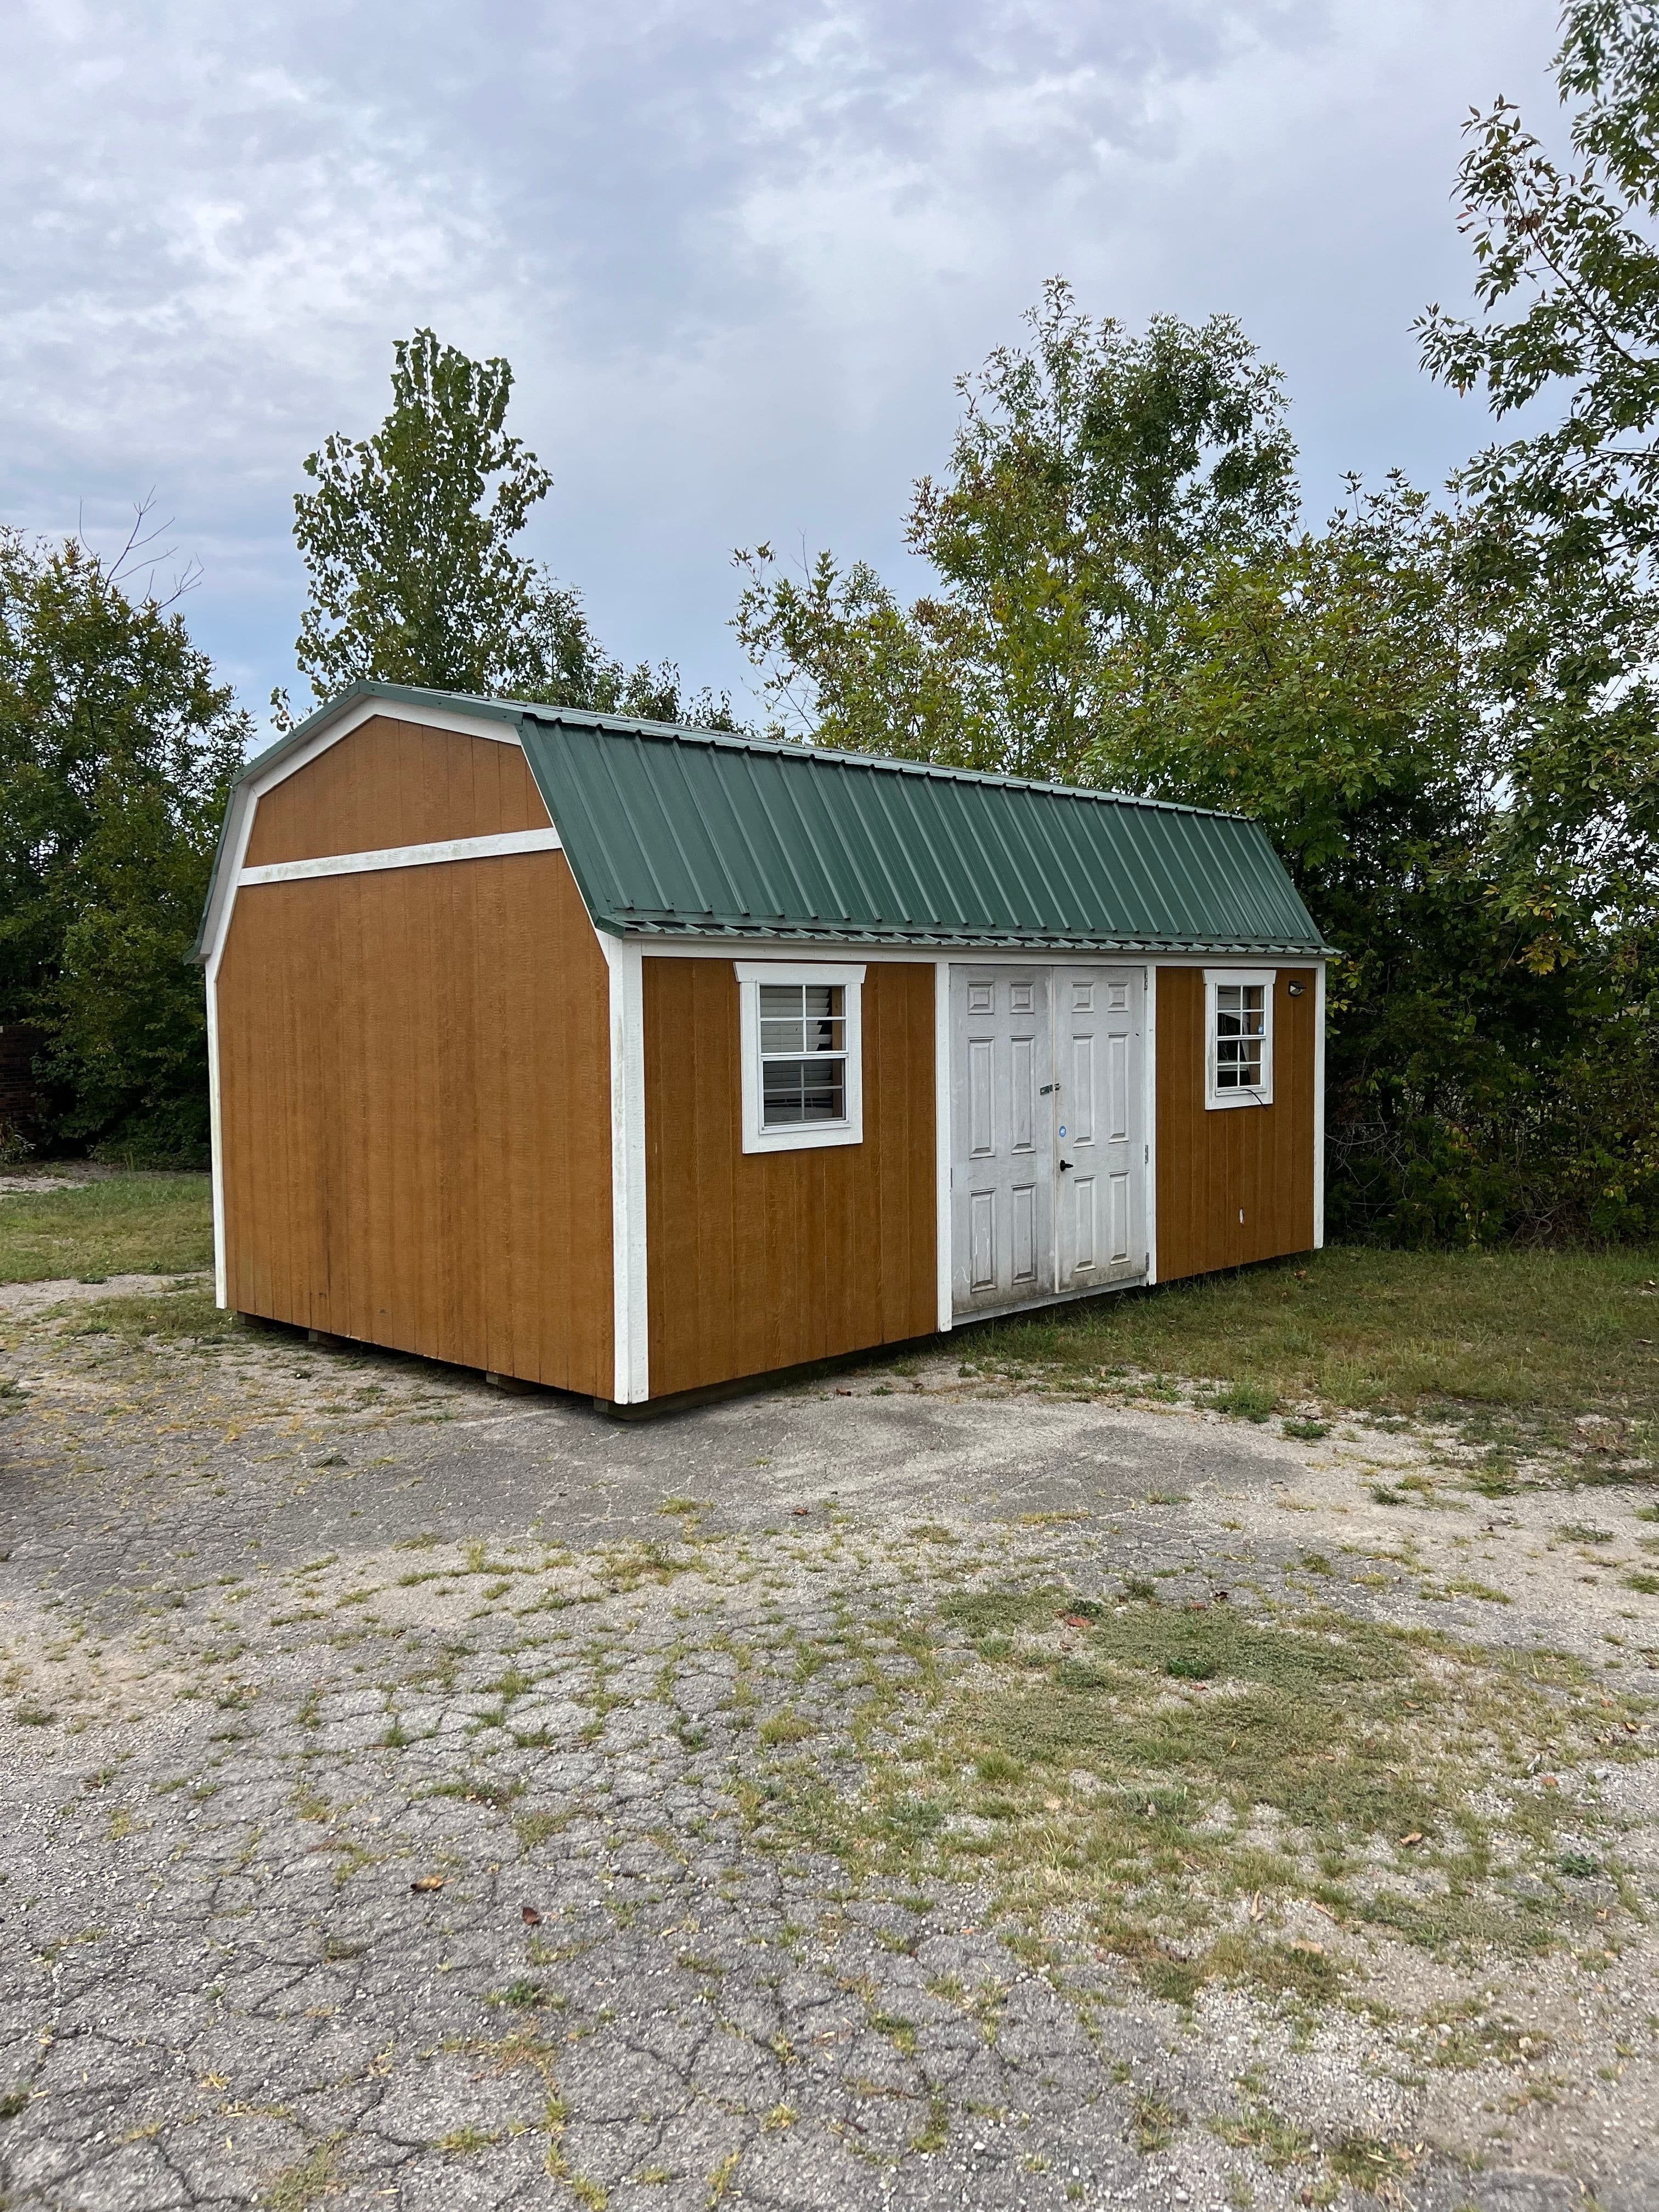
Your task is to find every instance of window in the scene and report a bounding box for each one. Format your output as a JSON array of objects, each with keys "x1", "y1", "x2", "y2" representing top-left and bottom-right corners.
[
  {"x1": 1204, "y1": 968, "x2": 1274, "y2": 1109},
  {"x1": 736, "y1": 963, "x2": 865, "y2": 1152}
]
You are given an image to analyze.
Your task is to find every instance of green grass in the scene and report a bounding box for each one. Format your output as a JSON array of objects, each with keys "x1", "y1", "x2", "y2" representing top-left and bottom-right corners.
[
  {"x1": 761, "y1": 1583, "x2": 1652, "y2": 2009},
  {"x1": 960, "y1": 1245, "x2": 1659, "y2": 1432},
  {"x1": 0, "y1": 1173, "x2": 212, "y2": 1284},
  {"x1": 64, "y1": 1285, "x2": 232, "y2": 1345}
]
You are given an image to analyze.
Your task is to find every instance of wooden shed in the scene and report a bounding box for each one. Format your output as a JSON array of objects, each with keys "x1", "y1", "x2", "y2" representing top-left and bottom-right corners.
[{"x1": 194, "y1": 682, "x2": 1333, "y2": 1411}]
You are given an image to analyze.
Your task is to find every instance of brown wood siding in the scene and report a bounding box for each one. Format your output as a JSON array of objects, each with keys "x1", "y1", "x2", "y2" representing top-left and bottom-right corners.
[
  {"x1": 217, "y1": 848, "x2": 612, "y2": 1395},
  {"x1": 1154, "y1": 966, "x2": 1316, "y2": 1281},
  {"x1": 644, "y1": 959, "x2": 936, "y2": 1397},
  {"x1": 244, "y1": 714, "x2": 549, "y2": 865}
]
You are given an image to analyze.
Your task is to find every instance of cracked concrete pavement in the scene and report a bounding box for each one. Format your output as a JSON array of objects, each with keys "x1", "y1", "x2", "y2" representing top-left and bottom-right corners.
[{"x1": 0, "y1": 1279, "x2": 1656, "y2": 2212}]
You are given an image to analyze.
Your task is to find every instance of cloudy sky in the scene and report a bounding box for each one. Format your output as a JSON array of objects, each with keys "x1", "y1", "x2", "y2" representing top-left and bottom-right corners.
[{"x1": 3, "y1": 0, "x2": 1564, "y2": 730}]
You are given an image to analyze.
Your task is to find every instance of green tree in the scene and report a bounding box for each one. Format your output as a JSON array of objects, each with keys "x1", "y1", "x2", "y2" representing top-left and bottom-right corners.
[
  {"x1": 285, "y1": 328, "x2": 733, "y2": 728},
  {"x1": 1415, "y1": 0, "x2": 1659, "y2": 949},
  {"x1": 736, "y1": 281, "x2": 1296, "y2": 780},
  {"x1": 0, "y1": 522, "x2": 249, "y2": 1159},
  {"x1": 736, "y1": 277, "x2": 1659, "y2": 1243}
]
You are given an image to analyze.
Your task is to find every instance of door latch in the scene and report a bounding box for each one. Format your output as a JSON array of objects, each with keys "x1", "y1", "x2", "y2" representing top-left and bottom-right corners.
[
  {"x1": 1059, "y1": 1158, "x2": 1075, "y2": 1173},
  {"x1": 1039, "y1": 1083, "x2": 1060, "y2": 1096}
]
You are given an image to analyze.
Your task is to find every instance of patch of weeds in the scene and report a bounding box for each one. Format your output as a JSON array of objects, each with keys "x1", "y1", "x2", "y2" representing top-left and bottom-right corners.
[
  {"x1": 758, "y1": 1708, "x2": 815, "y2": 1748},
  {"x1": 489, "y1": 1979, "x2": 561, "y2": 2011},
  {"x1": 13, "y1": 1706, "x2": 55, "y2": 1728},
  {"x1": 1211, "y1": 2100, "x2": 1313, "y2": 2170},
  {"x1": 66, "y1": 1287, "x2": 234, "y2": 1345},
  {"x1": 0, "y1": 2086, "x2": 30, "y2": 2120},
  {"x1": 1130, "y1": 2091, "x2": 1183, "y2": 2152},
  {"x1": 940, "y1": 1588, "x2": 1064, "y2": 1639},
  {"x1": 912, "y1": 2092, "x2": 950, "y2": 2152},
  {"x1": 1210, "y1": 1381, "x2": 1279, "y2": 1423},
  {"x1": 1558, "y1": 1525, "x2": 1615, "y2": 1545},
  {"x1": 321, "y1": 1936, "x2": 365, "y2": 1962},
  {"x1": 763, "y1": 1579, "x2": 1640, "y2": 2009},
  {"x1": 1121, "y1": 1576, "x2": 1158, "y2": 1601},
  {"x1": 1299, "y1": 1551, "x2": 1333, "y2": 1576},
  {"x1": 437, "y1": 2126, "x2": 501, "y2": 2154},
  {"x1": 1624, "y1": 1571, "x2": 1659, "y2": 1596},
  {"x1": 1283, "y1": 1418, "x2": 1329, "y2": 1441},
  {"x1": 706, "y1": 2148, "x2": 741, "y2": 2205},
  {"x1": 1327, "y1": 2134, "x2": 1415, "y2": 2197},
  {"x1": 515, "y1": 1809, "x2": 571, "y2": 1850},
  {"x1": 1558, "y1": 1849, "x2": 1601, "y2": 1878},
  {"x1": 427, "y1": 1776, "x2": 521, "y2": 1811},
  {"x1": 1443, "y1": 1578, "x2": 1512, "y2": 1605},
  {"x1": 869, "y1": 2010, "x2": 917, "y2": 2055},
  {"x1": 263, "y1": 2134, "x2": 346, "y2": 2211}
]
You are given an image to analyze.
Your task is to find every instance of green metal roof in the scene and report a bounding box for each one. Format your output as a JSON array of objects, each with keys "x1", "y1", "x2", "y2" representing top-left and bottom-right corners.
[
  {"x1": 520, "y1": 710, "x2": 1329, "y2": 957},
  {"x1": 196, "y1": 682, "x2": 1332, "y2": 961}
]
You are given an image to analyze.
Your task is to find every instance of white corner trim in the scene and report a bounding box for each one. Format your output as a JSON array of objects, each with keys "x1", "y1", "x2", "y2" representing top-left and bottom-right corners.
[
  {"x1": 735, "y1": 962, "x2": 866, "y2": 1154},
  {"x1": 602, "y1": 936, "x2": 650, "y2": 1404},
  {"x1": 934, "y1": 959, "x2": 953, "y2": 1333},
  {"x1": 1313, "y1": 960, "x2": 1327, "y2": 1249},
  {"x1": 1143, "y1": 963, "x2": 1159, "y2": 1285},
  {"x1": 1203, "y1": 966, "x2": 1277, "y2": 1111},
  {"x1": 239, "y1": 827, "x2": 561, "y2": 888},
  {"x1": 205, "y1": 956, "x2": 228, "y2": 1311}
]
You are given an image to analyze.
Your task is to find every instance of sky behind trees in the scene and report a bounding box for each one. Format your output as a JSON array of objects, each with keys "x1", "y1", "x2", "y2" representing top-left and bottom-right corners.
[{"x1": 3, "y1": 0, "x2": 1560, "y2": 729}]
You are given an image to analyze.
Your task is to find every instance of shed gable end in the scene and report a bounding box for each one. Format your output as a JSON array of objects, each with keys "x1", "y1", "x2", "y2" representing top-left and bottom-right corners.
[{"x1": 245, "y1": 713, "x2": 550, "y2": 868}]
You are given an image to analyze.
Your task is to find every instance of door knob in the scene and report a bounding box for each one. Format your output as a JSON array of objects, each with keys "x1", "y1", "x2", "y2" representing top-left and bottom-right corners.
[{"x1": 1059, "y1": 1158, "x2": 1075, "y2": 1172}]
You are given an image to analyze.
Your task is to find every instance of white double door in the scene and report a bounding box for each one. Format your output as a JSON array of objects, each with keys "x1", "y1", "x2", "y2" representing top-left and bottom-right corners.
[{"x1": 950, "y1": 965, "x2": 1146, "y2": 1318}]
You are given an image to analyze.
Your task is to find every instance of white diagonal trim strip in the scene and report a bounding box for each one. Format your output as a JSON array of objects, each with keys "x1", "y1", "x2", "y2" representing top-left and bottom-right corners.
[{"x1": 239, "y1": 827, "x2": 562, "y2": 885}]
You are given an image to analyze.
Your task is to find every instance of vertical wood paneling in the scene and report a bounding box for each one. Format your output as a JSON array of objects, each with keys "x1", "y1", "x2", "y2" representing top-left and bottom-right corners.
[
  {"x1": 644, "y1": 958, "x2": 937, "y2": 1397},
  {"x1": 244, "y1": 715, "x2": 550, "y2": 865},
  {"x1": 217, "y1": 849, "x2": 612, "y2": 1395},
  {"x1": 1154, "y1": 966, "x2": 1317, "y2": 1282}
]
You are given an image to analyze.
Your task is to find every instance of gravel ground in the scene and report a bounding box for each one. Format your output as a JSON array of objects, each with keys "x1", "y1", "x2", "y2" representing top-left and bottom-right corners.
[{"x1": 0, "y1": 1278, "x2": 1655, "y2": 2212}]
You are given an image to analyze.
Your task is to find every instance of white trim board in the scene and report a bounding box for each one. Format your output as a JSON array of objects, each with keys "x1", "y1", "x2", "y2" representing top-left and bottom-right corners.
[
  {"x1": 601, "y1": 936, "x2": 650, "y2": 1406},
  {"x1": 933, "y1": 959, "x2": 953, "y2": 1333},
  {"x1": 1313, "y1": 962, "x2": 1327, "y2": 1249},
  {"x1": 625, "y1": 938, "x2": 1327, "y2": 969},
  {"x1": 239, "y1": 827, "x2": 562, "y2": 887}
]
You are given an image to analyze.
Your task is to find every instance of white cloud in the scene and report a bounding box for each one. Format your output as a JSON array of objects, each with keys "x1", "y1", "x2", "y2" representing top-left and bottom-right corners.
[{"x1": 0, "y1": 0, "x2": 1562, "y2": 719}]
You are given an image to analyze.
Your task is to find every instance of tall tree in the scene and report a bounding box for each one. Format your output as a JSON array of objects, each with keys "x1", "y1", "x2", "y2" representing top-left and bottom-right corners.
[
  {"x1": 1415, "y1": 0, "x2": 1659, "y2": 950},
  {"x1": 284, "y1": 329, "x2": 732, "y2": 728},
  {"x1": 736, "y1": 281, "x2": 1296, "y2": 780},
  {"x1": 736, "y1": 273, "x2": 1659, "y2": 1243},
  {"x1": 0, "y1": 520, "x2": 248, "y2": 1159}
]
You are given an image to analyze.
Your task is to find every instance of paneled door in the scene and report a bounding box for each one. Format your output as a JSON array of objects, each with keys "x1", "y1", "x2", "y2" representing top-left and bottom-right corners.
[
  {"x1": 950, "y1": 968, "x2": 1054, "y2": 1316},
  {"x1": 950, "y1": 963, "x2": 1146, "y2": 1318},
  {"x1": 1052, "y1": 967, "x2": 1146, "y2": 1294}
]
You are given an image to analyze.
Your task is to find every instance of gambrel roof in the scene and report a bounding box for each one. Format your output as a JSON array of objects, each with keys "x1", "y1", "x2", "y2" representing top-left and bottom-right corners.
[{"x1": 196, "y1": 682, "x2": 1333, "y2": 961}]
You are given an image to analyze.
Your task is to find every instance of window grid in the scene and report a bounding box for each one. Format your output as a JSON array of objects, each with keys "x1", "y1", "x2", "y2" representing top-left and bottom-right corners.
[
  {"x1": 758, "y1": 982, "x2": 848, "y2": 1127},
  {"x1": 1213, "y1": 981, "x2": 1266, "y2": 1093}
]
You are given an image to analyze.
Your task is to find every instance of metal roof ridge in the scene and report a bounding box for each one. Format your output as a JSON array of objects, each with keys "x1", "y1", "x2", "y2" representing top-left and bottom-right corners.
[
  {"x1": 516, "y1": 702, "x2": 1252, "y2": 824},
  {"x1": 244, "y1": 681, "x2": 1252, "y2": 826}
]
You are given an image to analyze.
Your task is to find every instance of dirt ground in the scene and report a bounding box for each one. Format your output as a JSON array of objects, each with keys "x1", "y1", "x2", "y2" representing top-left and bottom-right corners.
[{"x1": 0, "y1": 1276, "x2": 1654, "y2": 2212}]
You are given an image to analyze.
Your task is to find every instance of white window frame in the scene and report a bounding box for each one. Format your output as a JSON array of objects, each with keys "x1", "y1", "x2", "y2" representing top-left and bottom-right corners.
[
  {"x1": 1204, "y1": 967, "x2": 1275, "y2": 1110},
  {"x1": 735, "y1": 961, "x2": 866, "y2": 1153}
]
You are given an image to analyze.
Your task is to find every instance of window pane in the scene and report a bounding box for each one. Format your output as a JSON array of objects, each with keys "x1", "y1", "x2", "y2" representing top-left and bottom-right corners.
[
  {"x1": 759, "y1": 983, "x2": 804, "y2": 1057},
  {"x1": 762, "y1": 1056, "x2": 847, "y2": 1125}
]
